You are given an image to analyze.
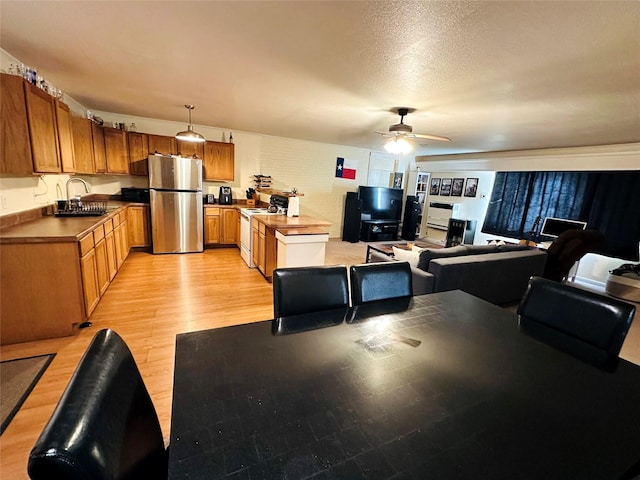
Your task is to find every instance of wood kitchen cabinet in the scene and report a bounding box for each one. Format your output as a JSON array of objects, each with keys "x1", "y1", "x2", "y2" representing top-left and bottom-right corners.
[
  {"x1": 93, "y1": 226, "x2": 110, "y2": 296},
  {"x1": 252, "y1": 220, "x2": 261, "y2": 271},
  {"x1": 92, "y1": 123, "x2": 107, "y2": 173},
  {"x1": 128, "y1": 132, "x2": 149, "y2": 176},
  {"x1": 104, "y1": 218, "x2": 118, "y2": 281},
  {"x1": 204, "y1": 206, "x2": 221, "y2": 246},
  {"x1": 147, "y1": 134, "x2": 176, "y2": 156},
  {"x1": 0, "y1": 206, "x2": 132, "y2": 345},
  {"x1": 127, "y1": 205, "x2": 150, "y2": 247},
  {"x1": 71, "y1": 117, "x2": 96, "y2": 174},
  {"x1": 177, "y1": 139, "x2": 204, "y2": 159},
  {"x1": 79, "y1": 233, "x2": 100, "y2": 317},
  {"x1": 204, "y1": 206, "x2": 238, "y2": 246},
  {"x1": 221, "y1": 208, "x2": 239, "y2": 244},
  {"x1": 114, "y1": 210, "x2": 130, "y2": 268},
  {"x1": 253, "y1": 219, "x2": 268, "y2": 275},
  {"x1": 0, "y1": 73, "x2": 33, "y2": 175},
  {"x1": 25, "y1": 81, "x2": 61, "y2": 173},
  {"x1": 203, "y1": 141, "x2": 234, "y2": 181},
  {"x1": 103, "y1": 127, "x2": 130, "y2": 174},
  {"x1": 55, "y1": 99, "x2": 76, "y2": 173}
]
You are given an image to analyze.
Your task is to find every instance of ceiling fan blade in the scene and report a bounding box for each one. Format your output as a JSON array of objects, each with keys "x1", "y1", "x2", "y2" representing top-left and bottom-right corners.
[
  {"x1": 374, "y1": 131, "x2": 394, "y2": 137},
  {"x1": 411, "y1": 133, "x2": 451, "y2": 142}
]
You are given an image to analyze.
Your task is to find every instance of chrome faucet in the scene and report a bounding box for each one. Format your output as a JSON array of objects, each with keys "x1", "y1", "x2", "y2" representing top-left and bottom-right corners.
[{"x1": 66, "y1": 177, "x2": 90, "y2": 209}]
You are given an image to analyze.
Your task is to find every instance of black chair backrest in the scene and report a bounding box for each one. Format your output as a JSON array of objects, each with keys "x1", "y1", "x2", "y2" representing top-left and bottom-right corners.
[
  {"x1": 273, "y1": 265, "x2": 349, "y2": 318},
  {"x1": 543, "y1": 229, "x2": 604, "y2": 282},
  {"x1": 28, "y1": 329, "x2": 167, "y2": 480},
  {"x1": 517, "y1": 276, "x2": 636, "y2": 370},
  {"x1": 350, "y1": 261, "x2": 413, "y2": 306}
]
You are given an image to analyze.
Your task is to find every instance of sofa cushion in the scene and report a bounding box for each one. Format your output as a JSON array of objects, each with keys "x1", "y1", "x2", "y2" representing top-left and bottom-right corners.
[
  {"x1": 497, "y1": 243, "x2": 532, "y2": 252},
  {"x1": 417, "y1": 245, "x2": 469, "y2": 271},
  {"x1": 392, "y1": 246, "x2": 420, "y2": 268},
  {"x1": 465, "y1": 244, "x2": 500, "y2": 255}
]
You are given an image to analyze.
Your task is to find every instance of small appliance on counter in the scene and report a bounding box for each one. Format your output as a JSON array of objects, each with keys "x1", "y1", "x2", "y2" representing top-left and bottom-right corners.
[
  {"x1": 287, "y1": 196, "x2": 299, "y2": 217},
  {"x1": 205, "y1": 193, "x2": 216, "y2": 204},
  {"x1": 121, "y1": 187, "x2": 150, "y2": 203},
  {"x1": 218, "y1": 186, "x2": 233, "y2": 205},
  {"x1": 270, "y1": 194, "x2": 289, "y2": 214}
]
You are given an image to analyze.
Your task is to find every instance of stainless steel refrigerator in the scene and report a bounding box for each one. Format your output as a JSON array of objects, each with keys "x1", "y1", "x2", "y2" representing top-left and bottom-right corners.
[{"x1": 148, "y1": 154, "x2": 203, "y2": 254}]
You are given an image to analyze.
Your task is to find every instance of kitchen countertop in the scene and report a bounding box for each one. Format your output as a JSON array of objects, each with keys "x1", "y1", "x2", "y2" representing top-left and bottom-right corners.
[
  {"x1": 0, "y1": 201, "x2": 135, "y2": 244},
  {"x1": 252, "y1": 214, "x2": 331, "y2": 229}
]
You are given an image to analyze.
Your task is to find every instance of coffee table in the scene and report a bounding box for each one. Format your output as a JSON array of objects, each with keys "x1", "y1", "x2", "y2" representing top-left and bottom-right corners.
[{"x1": 365, "y1": 240, "x2": 442, "y2": 262}]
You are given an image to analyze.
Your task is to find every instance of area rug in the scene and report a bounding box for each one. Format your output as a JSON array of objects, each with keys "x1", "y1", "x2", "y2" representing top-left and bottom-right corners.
[{"x1": 1, "y1": 353, "x2": 55, "y2": 435}]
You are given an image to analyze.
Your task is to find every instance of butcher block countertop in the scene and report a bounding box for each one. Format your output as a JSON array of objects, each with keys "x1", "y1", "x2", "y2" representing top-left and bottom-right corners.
[
  {"x1": 253, "y1": 214, "x2": 331, "y2": 229},
  {"x1": 0, "y1": 202, "x2": 133, "y2": 244}
]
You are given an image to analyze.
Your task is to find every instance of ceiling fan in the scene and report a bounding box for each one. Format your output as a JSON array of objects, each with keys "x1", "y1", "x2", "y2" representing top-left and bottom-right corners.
[{"x1": 376, "y1": 107, "x2": 450, "y2": 154}]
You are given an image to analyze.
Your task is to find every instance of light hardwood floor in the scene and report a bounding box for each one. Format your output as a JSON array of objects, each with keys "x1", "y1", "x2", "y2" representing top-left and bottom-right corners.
[{"x1": 0, "y1": 239, "x2": 637, "y2": 479}]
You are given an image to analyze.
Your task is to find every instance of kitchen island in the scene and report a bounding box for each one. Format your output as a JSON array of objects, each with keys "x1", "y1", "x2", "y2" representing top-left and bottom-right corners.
[{"x1": 250, "y1": 214, "x2": 331, "y2": 280}]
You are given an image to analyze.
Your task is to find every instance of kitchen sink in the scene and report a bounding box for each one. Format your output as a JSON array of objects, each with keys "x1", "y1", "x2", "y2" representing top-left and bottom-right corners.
[
  {"x1": 54, "y1": 200, "x2": 118, "y2": 217},
  {"x1": 55, "y1": 209, "x2": 107, "y2": 217}
]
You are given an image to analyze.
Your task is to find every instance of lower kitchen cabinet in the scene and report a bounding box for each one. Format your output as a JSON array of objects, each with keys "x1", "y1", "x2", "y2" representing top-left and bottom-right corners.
[
  {"x1": 114, "y1": 210, "x2": 129, "y2": 268},
  {"x1": 204, "y1": 207, "x2": 221, "y2": 246},
  {"x1": 254, "y1": 220, "x2": 267, "y2": 274},
  {"x1": 80, "y1": 233, "x2": 100, "y2": 318},
  {"x1": 204, "y1": 206, "x2": 238, "y2": 246},
  {"x1": 127, "y1": 205, "x2": 150, "y2": 247},
  {"x1": 0, "y1": 206, "x2": 132, "y2": 345},
  {"x1": 221, "y1": 208, "x2": 239, "y2": 244},
  {"x1": 94, "y1": 235, "x2": 110, "y2": 296},
  {"x1": 104, "y1": 220, "x2": 118, "y2": 281}
]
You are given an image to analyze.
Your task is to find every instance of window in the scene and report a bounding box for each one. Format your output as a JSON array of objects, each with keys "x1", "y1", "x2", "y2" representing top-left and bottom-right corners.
[{"x1": 482, "y1": 171, "x2": 640, "y2": 260}]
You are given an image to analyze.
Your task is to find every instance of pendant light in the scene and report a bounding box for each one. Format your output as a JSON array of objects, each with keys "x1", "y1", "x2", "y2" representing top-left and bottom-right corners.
[
  {"x1": 175, "y1": 105, "x2": 205, "y2": 143},
  {"x1": 384, "y1": 135, "x2": 412, "y2": 154}
]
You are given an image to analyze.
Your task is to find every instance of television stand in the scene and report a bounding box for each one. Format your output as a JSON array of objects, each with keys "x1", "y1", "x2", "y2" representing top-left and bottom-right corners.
[{"x1": 360, "y1": 219, "x2": 400, "y2": 242}]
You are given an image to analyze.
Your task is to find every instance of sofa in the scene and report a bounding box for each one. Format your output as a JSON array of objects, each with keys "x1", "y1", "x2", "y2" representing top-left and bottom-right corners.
[{"x1": 368, "y1": 243, "x2": 548, "y2": 305}]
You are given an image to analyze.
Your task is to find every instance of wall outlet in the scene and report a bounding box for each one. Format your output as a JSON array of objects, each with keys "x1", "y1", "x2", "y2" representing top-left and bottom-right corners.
[{"x1": 1, "y1": 195, "x2": 8, "y2": 210}]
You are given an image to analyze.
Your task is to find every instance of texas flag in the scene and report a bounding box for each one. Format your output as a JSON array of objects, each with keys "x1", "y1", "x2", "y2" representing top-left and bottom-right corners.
[{"x1": 335, "y1": 157, "x2": 357, "y2": 180}]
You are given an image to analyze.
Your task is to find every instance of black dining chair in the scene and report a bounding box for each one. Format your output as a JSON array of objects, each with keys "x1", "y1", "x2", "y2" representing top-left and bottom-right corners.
[
  {"x1": 517, "y1": 276, "x2": 636, "y2": 371},
  {"x1": 349, "y1": 261, "x2": 413, "y2": 306},
  {"x1": 272, "y1": 265, "x2": 350, "y2": 332},
  {"x1": 28, "y1": 329, "x2": 167, "y2": 480}
]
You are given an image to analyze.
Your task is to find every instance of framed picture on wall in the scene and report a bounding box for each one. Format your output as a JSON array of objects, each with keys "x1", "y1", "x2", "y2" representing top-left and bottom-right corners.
[
  {"x1": 452, "y1": 178, "x2": 464, "y2": 196},
  {"x1": 440, "y1": 178, "x2": 452, "y2": 196},
  {"x1": 465, "y1": 178, "x2": 479, "y2": 197},
  {"x1": 430, "y1": 178, "x2": 441, "y2": 195}
]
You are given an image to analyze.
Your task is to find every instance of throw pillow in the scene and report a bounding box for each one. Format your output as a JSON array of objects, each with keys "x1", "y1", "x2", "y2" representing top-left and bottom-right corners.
[
  {"x1": 392, "y1": 246, "x2": 420, "y2": 268},
  {"x1": 417, "y1": 245, "x2": 469, "y2": 271}
]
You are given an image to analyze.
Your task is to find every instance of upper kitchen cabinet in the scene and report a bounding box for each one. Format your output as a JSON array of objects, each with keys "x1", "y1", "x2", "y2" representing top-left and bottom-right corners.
[
  {"x1": 147, "y1": 134, "x2": 176, "y2": 156},
  {"x1": 203, "y1": 141, "x2": 234, "y2": 181},
  {"x1": 127, "y1": 132, "x2": 149, "y2": 176},
  {"x1": 0, "y1": 73, "x2": 33, "y2": 175},
  {"x1": 71, "y1": 117, "x2": 96, "y2": 174},
  {"x1": 177, "y1": 139, "x2": 204, "y2": 159},
  {"x1": 103, "y1": 127, "x2": 130, "y2": 174},
  {"x1": 24, "y1": 81, "x2": 61, "y2": 173},
  {"x1": 55, "y1": 100, "x2": 76, "y2": 173},
  {"x1": 92, "y1": 123, "x2": 107, "y2": 173}
]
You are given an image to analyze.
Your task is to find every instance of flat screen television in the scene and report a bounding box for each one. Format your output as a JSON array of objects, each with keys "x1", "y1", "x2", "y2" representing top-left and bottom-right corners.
[
  {"x1": 358, "y1": 186, "x2": 403, "y2": 220},
  {"x1": 540, "y1": 217, "x2": 587, "y2": 238}
]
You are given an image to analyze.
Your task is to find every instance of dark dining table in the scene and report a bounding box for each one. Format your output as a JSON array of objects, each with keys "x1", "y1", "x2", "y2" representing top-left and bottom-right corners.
[{"x1": 168, "y1": 290, "x2": 640, "y2": 479}]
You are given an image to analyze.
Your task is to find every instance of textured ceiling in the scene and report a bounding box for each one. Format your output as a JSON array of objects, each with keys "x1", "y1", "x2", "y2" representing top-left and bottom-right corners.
[{"x1": 1, "y1": 1, "x2": 639, "y2": 155}]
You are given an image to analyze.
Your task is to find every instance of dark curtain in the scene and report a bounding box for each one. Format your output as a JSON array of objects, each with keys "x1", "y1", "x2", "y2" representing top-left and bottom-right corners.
[
  {"x1": 482, "y1": 170, "x2": 640, "y2": 260},
  {"x1": 586, "y1": 172, "x2": 640, "y2": 261},
  {"x1": 482, "y1": 171, "x2": 592, "y2": 241}
]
